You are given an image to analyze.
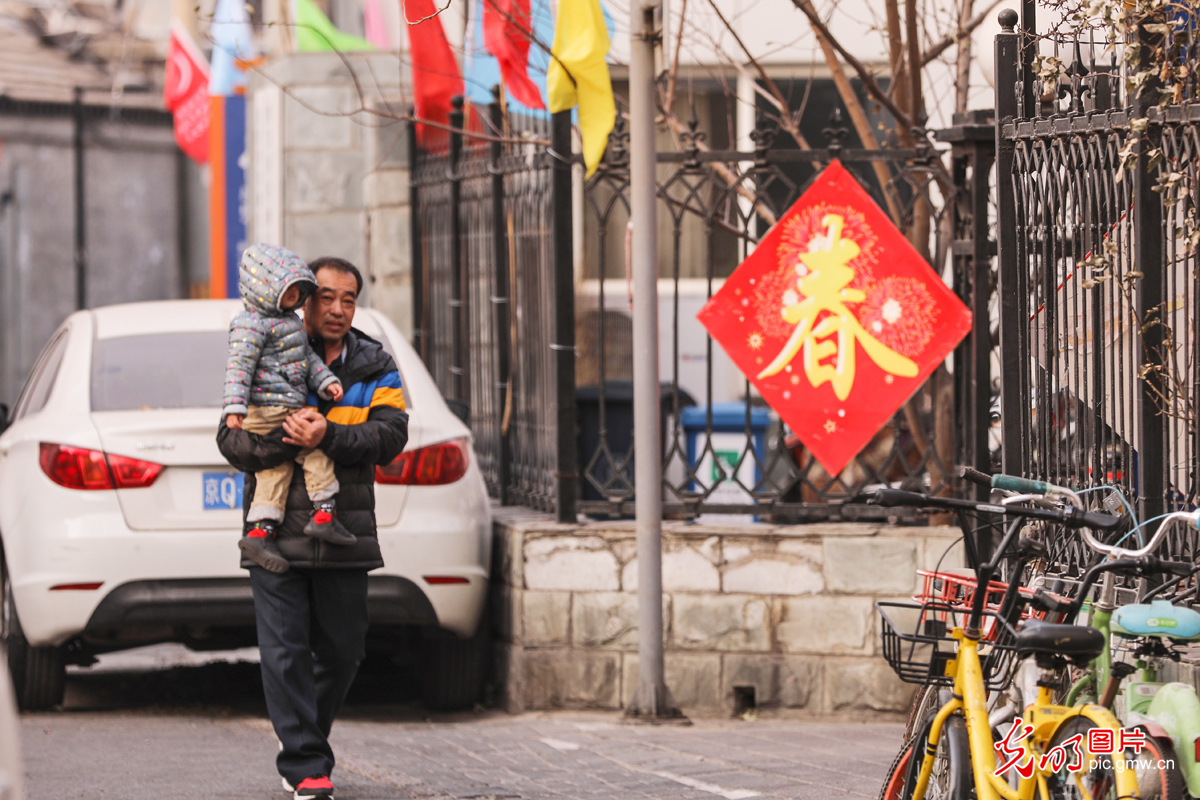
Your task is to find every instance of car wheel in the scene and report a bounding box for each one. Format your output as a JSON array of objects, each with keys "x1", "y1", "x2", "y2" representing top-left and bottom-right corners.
[
  {"x1": 420, "y1": 621, "x2": 488, "y2": 711},
  {"x1": 1, "y1": 548, "x2": 65, "y2": 710}
]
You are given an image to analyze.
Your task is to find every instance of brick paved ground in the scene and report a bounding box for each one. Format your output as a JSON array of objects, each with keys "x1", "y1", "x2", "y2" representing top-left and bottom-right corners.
[
  {"x1": 24, "y1": 711, "x2": 903, "y2": 800},
  {"x1": 20, "y1": 648, "x2": 904, "y2": 800},
  {"x1": 323, "y1": 713, "x2": 904, "y2": 800}
]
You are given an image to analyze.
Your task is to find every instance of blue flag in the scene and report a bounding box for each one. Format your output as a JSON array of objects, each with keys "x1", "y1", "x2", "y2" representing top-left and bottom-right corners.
[{"x1": 209, "y1": 0, "x2": 258, "y2": 97}]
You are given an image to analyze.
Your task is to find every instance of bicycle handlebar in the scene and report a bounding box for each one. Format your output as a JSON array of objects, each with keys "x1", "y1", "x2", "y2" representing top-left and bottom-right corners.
[
  {"x1": 957, "y1": 466, "x2": 993, "y2": 489},
  {"x1": 979, "y1": 473, "x2": 1200, "y2": 560},
  {"x1": 1034, "y1": 555, "x2": 1198, "y2": 622},
  {"x1": 992, "y1": 474, "x2": 1053, "y2": 495},
  {"x1": 866, "y1": 488, "x2": 1120, "y2": 530},
  {"x1": 1148, "y1": 556, "x2": 1197, "y2": 577},
  {"x1": 1079, "y1": 510, "x2": 1200, "y2": 560}
]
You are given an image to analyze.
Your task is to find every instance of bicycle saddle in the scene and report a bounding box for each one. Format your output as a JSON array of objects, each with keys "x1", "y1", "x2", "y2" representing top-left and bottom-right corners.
[
  {"x1": 1112, "y1": 599, "x2": 1200, "y2": 641},
  {"x1": 1015, "y1": 620, "x2": 1105, "y2": 665}
]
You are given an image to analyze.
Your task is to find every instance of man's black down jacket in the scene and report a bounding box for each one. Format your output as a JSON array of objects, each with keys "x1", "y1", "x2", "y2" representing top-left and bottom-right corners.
[{"x1": 217, "y1": 329, "x2": 409, "y2": 569}]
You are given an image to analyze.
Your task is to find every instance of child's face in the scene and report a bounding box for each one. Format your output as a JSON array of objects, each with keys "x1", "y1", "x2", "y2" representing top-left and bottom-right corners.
[{"x1": 280, "y1": 284, "x2": 301, "y2": 310}]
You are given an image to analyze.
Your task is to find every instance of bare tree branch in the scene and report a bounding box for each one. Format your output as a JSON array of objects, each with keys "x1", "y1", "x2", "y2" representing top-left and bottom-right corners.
[
  {"x1": 699, "y1": 0, "x2": 811, "y2": 148},
  {"x1": 922, "y1": 0, "x2": 1004, "y2": 67},
  {"x1": 905, "y1": 0, "x2": 922, "y2": 124},
  {"x1": 801, "y1": 9, "x2": 904, "y2": 222},
  {"x1": 788, "y1": 0, "x2": 914, "y2": 131},
  {"x1": 954, "y1": 0, "x2": 976, "y2": 113},
  {"x1": 664, "y1": 0, "x2": 688, "y2": 113},
  {"x1": 885, "y1": 0, "x2": 909, "y2": 125},
  {"x1": 399, "y1": 0, "x2": 455, "y2": 25}
]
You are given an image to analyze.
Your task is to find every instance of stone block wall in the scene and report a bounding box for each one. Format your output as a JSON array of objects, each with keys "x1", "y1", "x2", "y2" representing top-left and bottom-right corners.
[
  {"x1": 490, "y1": 509, "x2": 963, "y2": 718},
  {"x1": 246, "y1": 53, "x2": 414, "y2": 337}
]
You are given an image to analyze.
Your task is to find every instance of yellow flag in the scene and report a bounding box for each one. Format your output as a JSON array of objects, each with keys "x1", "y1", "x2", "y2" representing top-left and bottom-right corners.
[{"x1": 546, "y1": 0, "x2": 616, "y2": 176}]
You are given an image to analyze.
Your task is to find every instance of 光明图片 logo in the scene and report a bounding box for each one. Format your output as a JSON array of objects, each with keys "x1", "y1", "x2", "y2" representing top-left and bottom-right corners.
[{"x1": 993, "y1": 720, "x2": 1172, "y2": 777}]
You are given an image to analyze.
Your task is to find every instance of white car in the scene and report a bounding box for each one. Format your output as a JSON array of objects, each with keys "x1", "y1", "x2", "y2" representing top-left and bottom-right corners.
[
  {"x1": 0, "y1": 300, "x2": 492, "y2": 710},
  {"x1": 0, "y1": 646, "x2": 21, "y2": 800}
]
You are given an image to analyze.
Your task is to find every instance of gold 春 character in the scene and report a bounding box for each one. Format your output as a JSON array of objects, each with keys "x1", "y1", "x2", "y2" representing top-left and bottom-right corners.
[{"x1": 757, "y1": 213, "x2": 918, "y2": 400}]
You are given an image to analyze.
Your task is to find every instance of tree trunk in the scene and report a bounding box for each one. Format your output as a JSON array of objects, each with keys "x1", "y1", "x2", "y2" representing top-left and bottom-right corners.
[
  {"x1": 800, "y1": 0, "x2": 902, "y2": 223},
  {"x1": 955, "y1": 0, "x2": 975, "y2": 114},
  {"x1": 885, "y1": 0, "x2": 910, "y2": 145},
  {"x1": 905, "y1": 0, "x2": 923, "y2": 127}
]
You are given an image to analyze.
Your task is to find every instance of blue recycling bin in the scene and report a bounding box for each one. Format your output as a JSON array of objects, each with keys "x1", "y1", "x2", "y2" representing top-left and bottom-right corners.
[{"x1": 680, "y1": 403, "x2": 771, "y2": 492}]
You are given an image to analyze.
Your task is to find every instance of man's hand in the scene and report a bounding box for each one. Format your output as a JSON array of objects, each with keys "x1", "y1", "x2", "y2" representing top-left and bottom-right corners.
[
  {"x1": 226, "y1": 413, "x2": 245, "y2": 430},
  {"x1": 328, "y1": 383, "x2": 344, "y2": 402},
  {"x1": 283, "y1": 407, "x2": 327, "y2": 448}
]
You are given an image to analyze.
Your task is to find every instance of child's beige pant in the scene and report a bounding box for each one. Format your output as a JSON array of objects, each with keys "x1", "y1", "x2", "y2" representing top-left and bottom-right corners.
[{"x1": 243, "y1": 406, "x2": 338, "y2": 523}]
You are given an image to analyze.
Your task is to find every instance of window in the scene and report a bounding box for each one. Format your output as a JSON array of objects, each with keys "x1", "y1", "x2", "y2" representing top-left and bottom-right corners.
[
  {"x1": 90, "y1": 329, "x2": 408, "y2": 412},
  {"x1": 91, "y1": 332, "x2": 229, "y2": 411},
  {"x1": 14, "y1": 331, "x2": 69, "y2": 420}
]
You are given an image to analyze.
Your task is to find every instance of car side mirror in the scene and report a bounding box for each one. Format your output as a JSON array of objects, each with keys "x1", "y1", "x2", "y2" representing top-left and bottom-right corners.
[{"x1": 0, "y1": 403, "x2": 8, "y2": 435}]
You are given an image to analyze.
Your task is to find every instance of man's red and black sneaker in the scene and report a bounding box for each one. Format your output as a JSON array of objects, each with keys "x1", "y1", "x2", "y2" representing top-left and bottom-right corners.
[
  {"x1": 303, "y1": 501, "x2": 356, "y2": 546},
  {"x1": 293, "y1": 775, "x2": 334, "y2": 799},
  {"x1": 238, "y1": 521, "x2": 290, "y2": 573}
]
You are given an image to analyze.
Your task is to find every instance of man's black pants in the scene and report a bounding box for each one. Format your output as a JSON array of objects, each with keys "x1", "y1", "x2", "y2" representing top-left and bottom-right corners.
[{"x1": 249, "y1": 566, "x2": 369, "y2": 785}]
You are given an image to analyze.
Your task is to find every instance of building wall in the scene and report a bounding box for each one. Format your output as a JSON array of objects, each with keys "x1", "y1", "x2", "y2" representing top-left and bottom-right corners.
[
  {"x1": 0, "y1": 110, "x2": 194, "y2": 406},
  {"x1": 246, "y1": 52, "x2": 413, "y2": 337},
  {"x1": 492, "y1": 510, "x2": 964, "y2": 717}
]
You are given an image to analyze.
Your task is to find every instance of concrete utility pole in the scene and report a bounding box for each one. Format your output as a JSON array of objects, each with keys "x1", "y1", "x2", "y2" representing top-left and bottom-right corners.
[{"x1": 626, "y1": 0, "x2": 683, "y2": 722}]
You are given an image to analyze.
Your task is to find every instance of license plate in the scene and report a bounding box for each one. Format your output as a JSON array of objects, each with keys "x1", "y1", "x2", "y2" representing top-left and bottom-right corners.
[{"x1": 202, "y1": 471, "x2": 244, "y2": 510}]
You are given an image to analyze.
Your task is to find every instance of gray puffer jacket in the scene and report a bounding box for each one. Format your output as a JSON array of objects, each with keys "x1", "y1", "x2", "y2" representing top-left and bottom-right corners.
[{"x1": 222, "y1": 243, "x2": 339, "y2": 416}]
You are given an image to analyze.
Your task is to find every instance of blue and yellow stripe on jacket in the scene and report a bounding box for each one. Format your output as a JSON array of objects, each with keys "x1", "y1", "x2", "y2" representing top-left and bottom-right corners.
[{"x1": 307, "y1": 370, "x2": 405, "y2": 425}]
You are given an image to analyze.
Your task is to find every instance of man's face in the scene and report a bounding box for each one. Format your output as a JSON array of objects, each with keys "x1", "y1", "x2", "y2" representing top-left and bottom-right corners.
[{"x1": 305, "y1": 268, "x2": 358, "y2": 342}]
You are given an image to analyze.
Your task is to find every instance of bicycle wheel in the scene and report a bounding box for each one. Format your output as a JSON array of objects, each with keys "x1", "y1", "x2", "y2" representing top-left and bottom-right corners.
[
  {"x1": 880, "y1": 713, "x2": 973, "y2": 800},
  {"x1": 1045, "y1": 717, "x2": 1133, "y2": 800},
  {"x1": 879, "y1": 738, "x2": 916, "y2": 800},
  {"x1": 1135, "y1": 733, "x2": 1183, "y2": 800},
  {"x1": 903, "y1": 683, "x2": 941, "y2": 742}
]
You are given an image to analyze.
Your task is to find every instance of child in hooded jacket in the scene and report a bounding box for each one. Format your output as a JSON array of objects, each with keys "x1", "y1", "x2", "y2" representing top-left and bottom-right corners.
[{"x1": 223, "y1": 243, "x2": 356, "y2": 574}]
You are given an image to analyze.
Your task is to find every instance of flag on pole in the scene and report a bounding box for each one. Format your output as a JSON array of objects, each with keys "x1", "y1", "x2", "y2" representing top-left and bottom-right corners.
[
  {"x1": 482, "y1": 0, "x2": 544, "y2": 109},
  {"x1": 363, "y1": 0, "x2": 391, "y2": 48},
  {"x1": 208, "y1": 0, "x2": 257, "y2": 97},
  {"x1": 403, "y1": 0, "x2": 464, "y2": 149},
  {"x1": 208, "y1": 0, "x2": 258, "y2": 299},
  {"x1": 546, "y1": 0, "x2": 614, "y2": 175},
  {"x1": 163, "y1": 20, "x2": 210, "y2": 164},
  {"x1": 464, "y1": 0, "x2": 552, "y2": 115},
  {"x1": 296, "y1": 0, "x2": 375, "y2": 52}
]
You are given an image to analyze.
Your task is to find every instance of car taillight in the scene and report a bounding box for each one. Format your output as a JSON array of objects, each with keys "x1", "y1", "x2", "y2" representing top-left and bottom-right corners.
[
  {"x1": 107, "y1": 453, "x2": 163, "y2": 488},
  {"x1": 39, "y1": 443, "x2": 162, "y2": 490},
  {"x1": 376, "y1": 438, "x2": 469, "y2": 485},
  {"x1": 40, "y1": 443, "x2": 112, "y2": 490}
]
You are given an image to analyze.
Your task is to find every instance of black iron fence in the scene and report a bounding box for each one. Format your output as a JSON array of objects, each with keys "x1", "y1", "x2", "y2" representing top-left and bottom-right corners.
[
  {"x1": 994, "y1": 10, "x2": 1200, "y2": 523},
  {"x1": 410, "y1": 95, "x2": 574, "y2": 513},
  {"x1": 410, "y1": 93, "x2": 995, "y2": 521}
]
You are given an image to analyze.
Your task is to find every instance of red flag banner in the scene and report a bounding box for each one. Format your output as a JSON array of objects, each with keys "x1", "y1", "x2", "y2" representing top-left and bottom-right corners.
[
  {"x1": 163, "y1": 21, "x2": 210, "y2": 164},
  {"x1": 697, "y1": 160, "x2": 972, "y2": 476},
  {"x1": 483, "y1": 0, "x2": 545, "y2": 110},
  {"x1": 403, "y1": 0, "x2": 464, "y2": 149}
]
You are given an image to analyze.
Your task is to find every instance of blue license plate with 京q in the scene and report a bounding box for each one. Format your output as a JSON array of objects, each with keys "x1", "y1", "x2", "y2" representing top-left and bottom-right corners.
[{"x1": 203, "y1": 471, "x2": 244, "y2": 510}]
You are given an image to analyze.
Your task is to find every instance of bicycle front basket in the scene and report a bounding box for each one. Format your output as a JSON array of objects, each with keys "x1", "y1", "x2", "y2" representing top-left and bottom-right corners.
[{"x1": 877, "y1": 600, "x2": 1020, "y2": 691}]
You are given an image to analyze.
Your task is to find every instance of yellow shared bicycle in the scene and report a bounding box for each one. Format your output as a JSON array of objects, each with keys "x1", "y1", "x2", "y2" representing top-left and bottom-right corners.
[{"x1": 870, "y1": 484, "x2": 1140, "y2": 800}]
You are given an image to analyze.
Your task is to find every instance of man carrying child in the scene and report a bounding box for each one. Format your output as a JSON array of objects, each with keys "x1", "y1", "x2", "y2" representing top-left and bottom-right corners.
[{"x1": 218, "y1": 252, "x2": 408, "y2": 800}]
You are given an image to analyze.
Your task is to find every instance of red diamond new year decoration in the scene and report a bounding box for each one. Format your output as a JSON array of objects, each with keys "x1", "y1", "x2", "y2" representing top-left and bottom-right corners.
[{"x1": 697, "y1": 160, "x2": 972, "y2": 477}]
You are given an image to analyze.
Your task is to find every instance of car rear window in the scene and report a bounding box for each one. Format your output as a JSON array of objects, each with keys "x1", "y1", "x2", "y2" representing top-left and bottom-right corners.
[
  {"x1": 91, "y1": 332, "x2": 229, "y2": 411},
  {"x1": 90, "y1": 329, "x2": 408, "y2": 411}
]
